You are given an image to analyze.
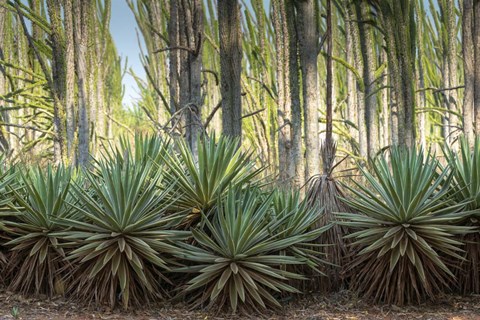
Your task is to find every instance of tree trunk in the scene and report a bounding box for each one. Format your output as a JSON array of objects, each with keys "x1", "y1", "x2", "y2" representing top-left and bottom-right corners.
[
  {"x1": 64, "y1": 0, "x2": 76, "y2": 164},
  {"x1": 325, "y1": 0, "x2": 333, "y2": 151},
  {"x1": 379, "y1": 1, "x2": 416, "y2": 148},
  {"x1": 416, "y1": 0, "x2": 427, "y2": 149},
  {"x1": 168, "y1": 0, "x2": 203, "y2": 152},
  {"x1": 218, "y1": 0, "x2": 242, "y2": 140},
  {"x1": 95, "y1": 0, "x2": 110, "y2": 146},
  {"x1": 357, "y1": 0, "x2": 378, "y2": 158},
  {"x1": 474, "y1": 0, "x2": 480, "y2": 134},
  {"x1": 272, "y1": 0, "x2": 290, "y2": 182},
  {"x1": 0, "y1": 1, "x2": 8, "y2": 153},
  {"x1": 297, "y1": 0, "x2": 321, "y2": 180},
  {"x1": 347, "y1": 1, "x2": 367, "y2": 158},
  {"x1": 380, "y1": 46, "x2": 389, "y2": 148},
  {"x1": 287, "y1": 0, "x2": 304, "y2": 188},
  {"x1": 345, "y1": 0, "x2": 358, "y2": 145},
  {"x1": 87, "y1": 0, "x2": 97, "y2": 156},
  {"x1": 45, "y1": 0, "x2": 66, "y2": 163},
  {"x1": 168, "y1": 0, "x2": 180, "y2": 117},
  {"x1": 464, "y1": 0, "x2": 475, "y2": 144},
  {"x1": 74, "y1": 0, "x2": 90, "y2": 166},
  {"x1": 446, "y1": 0, "x2": 459, "y2": 145},
  {"x1": 183, "y1": 0, "x2": 203, "y2": 154}
]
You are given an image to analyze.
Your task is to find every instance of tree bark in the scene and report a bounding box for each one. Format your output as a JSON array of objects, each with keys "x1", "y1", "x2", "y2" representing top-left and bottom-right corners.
[
  {"x1": 0, "y1": 0, "x2": 8, "y2": 153},
  {"x1": 357, "y1": 0, "x2": 378, "y2": 158},
  {"x1": 218, "y1": 0, "x2": 242, "y2": 140},
  {"x1": 74, "y1": 0, "x2": 90, "y2": 166},
  {"x1": 447, "y1": 0, "x2": 459, "y2": 145},
  {"x1": 377, "y1": 1, "x2": 416, "y2": 148},
  {"x1": 287, "y1": 0, "x2": 304, "y2": 188},
  {"x1": 95, "y1": 0, "x2": 111, "y2": 145},
  {"x1": 45, "y1": 0, "x2": 66, "y2": 163},
  {"x1": 345, "y1": 0, "x2": 358, "y2": 145},
  {"x1": 87, "y1": 0, "x2": 97, "y2": 156},
  {"x1": 380, "y1": 46, "x2": 390, "y2": 148},
  {"x1": 184, "y1": 0, "x2": 203, "y2": 154},
  {"x1": 416, "y1": 0, "x2": 427, "y2": 149},
  {"x1": 297, "y1": 0, "x2": 321, "y2": 180},
  {"x1": 474, "y1": 0, "x2": 480, "y2": 134},
  {"x1": 325, "y1": 0, "x2": 333, "y2": 150},
  {"x1": 64, "y1": 0, "x2": 76, "y2": 164},
  {"x1": 272, "y1": 0, "x2": 290, "y2": 182},
  {"x1": 347, "y1": 1, "x2": 367, "y2": 158},
  {"x1": 464, "y1": 0, "x2": 475, "y2": 144}
]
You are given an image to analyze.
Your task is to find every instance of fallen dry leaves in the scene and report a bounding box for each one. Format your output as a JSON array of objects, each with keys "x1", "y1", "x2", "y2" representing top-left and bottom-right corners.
[{"x1": 1, "y1": 288, "x2": 480, "y2": 319}]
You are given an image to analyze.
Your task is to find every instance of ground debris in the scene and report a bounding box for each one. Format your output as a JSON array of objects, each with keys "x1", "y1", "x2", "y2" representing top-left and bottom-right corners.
[{"x1": 1, "y1": 288, "x2": 480, "y2": 319}]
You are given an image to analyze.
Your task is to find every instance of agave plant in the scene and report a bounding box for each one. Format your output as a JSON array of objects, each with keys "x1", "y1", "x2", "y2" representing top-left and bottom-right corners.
[
  {"x1": 176, "y1": 188, "x2": 325, "y2": 313},
  {"x1": 0, "y1": 161, "x2": 17, "y2": 276},
  {"x1": 58, "y1": 159, "x2": 189, "y2": 309},
  {"x1": 444, "y1": 137, "x2": 480, "y2": 293},
  {"x1": 270, "y1": 189, "x2": 330, "y2": 272},
  {"x1": 161, "y1": 135, "x2": 262, "y2": 225},
  {"x1": 337, "y1": 147, "x2": 471, "y2": 305},
  {"x1": 3, "y1": 165, "x2": 75, "y2": 296},
  {"x1": 101, "y1": 133, "x2": 171, "y2": 166}
]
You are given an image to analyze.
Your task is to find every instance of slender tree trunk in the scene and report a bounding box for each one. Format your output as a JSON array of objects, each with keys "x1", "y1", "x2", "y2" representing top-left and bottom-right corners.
[
  {"x1": 474, "y1": 0, "x2": 480, "y2": 133},
  {"x1": 95, "y1": 0, "x2": 110, "y2": 145},
  {"x1": 325, "y1": 0, "x2": 333, "y2": 151},
  {"x1": 168, "y1": 0, "x2": 180, "y2": 117},
  {"x1": 345, "y1": 1, "x2": 358, "y2": 145},
  {"x1": 357, "y1": 0, "x2": 378, "y2": 158},
  {"x1": 287, "y1": 0, "x2": 304, "y2": 188},
  {"x1": 184, "y1": 0, "x2": 203, "y2": 154},
  {"x1": 416, "y1": 0, "x2": 427, "y2": 149},
  {"x1": 273, "y1": 0, "x2": 290, "y2": 182},
  {"x1": 380, "y1": 47, "x2": 389, "y2": 148},
  {"x1": 0, "y1": 1, "x2": 8, "y2": 153},
  {"x1": 87, "y1": 0, "x2": 97, "y2": 156},
  {"x1": 383, "y1": 17, "x2": 402, "y2": 146},
  {"x1": 380, "y1": 2, "x2": 415, "y2": 148},
  {"x1": 64, "y1": 0, "x2": 76, "y2": 164},
  {"x1": 218, "y1": 0, "x2": 242, "y2": 140},
  {"x1": 45, "y1": 0, "x2": 66, "y2": 163},
  {"x1": 297, "y1": 0, "x2": 321, "y2": 179},
  {"x1": 446, "y1": 0, "x2": 459, "y2": 145},
  {"x1": 347, "y1": 2, "x2": 367, "y2": 158},
  {"x1": 74, "y1": 0, "x2": 90, "y2": 166},
  {"x1": 168, "y1": 0, "x2": 203, "y2": 152},
  {"x1": 464, "y1": 0, "x2": 475, "y2": 144}
]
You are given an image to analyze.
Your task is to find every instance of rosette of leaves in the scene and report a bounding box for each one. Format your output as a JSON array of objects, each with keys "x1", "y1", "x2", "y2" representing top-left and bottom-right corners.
[
  {"x1": 101, "y1": 133, "x2": 171, "y2": 167},
  {"x1": 444, "y1": 137, "x2": 480, "y2": 293},
  {"x1": 3, "y1": 165, "x2": 75, "y2": 296},
  {"x1": 176, "y1": 189, "x2": 325, "y2": 313},
  {"x1": 0, "y1": 161, "x2": 17, "y2": 277},
  {"x1": 59, "y1": 160, "x2": 190, "y2": 309},
  {"x1": 161, "y1": 135, "x2": 262, "y2": 226},
  {"x1": 337, "y1": 147, "x2": 472, "y2": 305},
  {"x1": 270, "y1": 189, "x2": 330, "y2": 274}
]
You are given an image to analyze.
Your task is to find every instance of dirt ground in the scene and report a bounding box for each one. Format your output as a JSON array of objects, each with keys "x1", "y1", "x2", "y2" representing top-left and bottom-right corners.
[{"x1": 1, "y1": 289, "x2": 480, "y2": 320}]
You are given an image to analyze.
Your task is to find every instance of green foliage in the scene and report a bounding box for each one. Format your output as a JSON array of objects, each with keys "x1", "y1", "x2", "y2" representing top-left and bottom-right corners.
[
  {"x1": 103, "y1": 133, "x2": 170, "y2": 166},
  {"x1": 58, "y1": 159, "x2": 189, "y2": 309},
  {"x1": 176, "y1": 188, "x2": 326, "y2": 313},
  {"x1": 337, "y1": 147, "x2": 471, "y2": 305},
  {"x1": 161, "y1": 135, "x2": 262, "y2": 225},
  {"x1": 3, "y1": 165, "x2": 74, "y2": 296},
  {"x1": 0, "y1": 159, "x2": 17, "y2": 276},
  {"x1": 445, "y1": 137, "x2": 480, "y2": 293},
  {"x1": 270, "y1": 189, "x2": 330, "y2": 274}
]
